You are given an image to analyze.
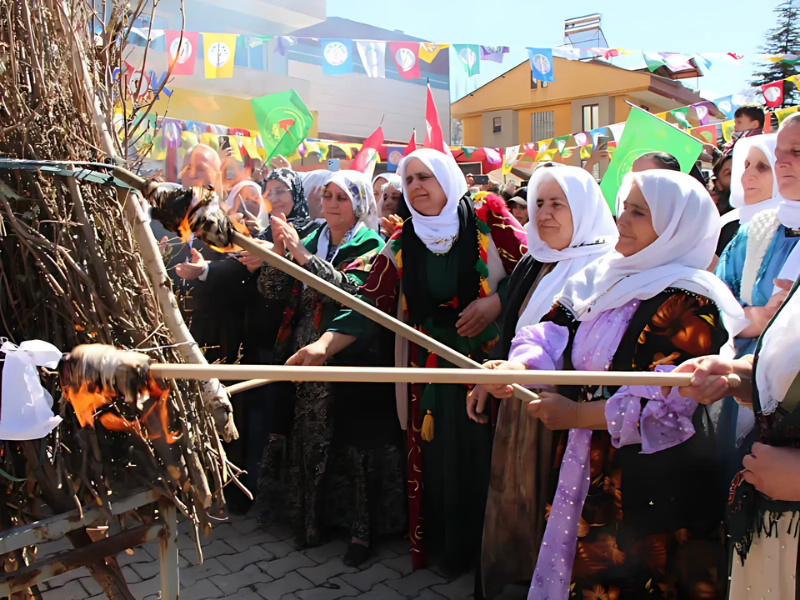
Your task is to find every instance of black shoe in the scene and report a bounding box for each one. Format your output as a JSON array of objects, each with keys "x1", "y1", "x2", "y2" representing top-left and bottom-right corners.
[{"x1": 343, "y1": 542, "x2": 370, "y2": 567}]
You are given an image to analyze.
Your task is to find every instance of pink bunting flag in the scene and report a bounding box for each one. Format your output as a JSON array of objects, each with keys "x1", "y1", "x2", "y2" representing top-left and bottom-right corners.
[
  {"x1": 164, "y1": 31, "x2": 199, "y2": 76},
  {"x1": 389, "y1": 42, "x2": 421, "y2": 80}
]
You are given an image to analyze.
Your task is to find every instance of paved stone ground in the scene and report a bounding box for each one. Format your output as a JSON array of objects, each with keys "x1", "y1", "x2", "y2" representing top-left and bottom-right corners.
[{"x1": 35, "y1": 511, "x2": 529, "y2": 599}]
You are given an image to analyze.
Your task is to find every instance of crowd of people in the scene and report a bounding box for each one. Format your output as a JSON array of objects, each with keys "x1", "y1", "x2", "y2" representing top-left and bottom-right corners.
[{"x1": 151, "y1": 106, "x2": 800, "y2": 599}]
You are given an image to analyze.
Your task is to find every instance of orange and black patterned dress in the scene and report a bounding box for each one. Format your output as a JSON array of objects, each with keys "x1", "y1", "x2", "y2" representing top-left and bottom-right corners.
[{"x1": 535, "y1": 290, "x2": 729, "y2": 599}]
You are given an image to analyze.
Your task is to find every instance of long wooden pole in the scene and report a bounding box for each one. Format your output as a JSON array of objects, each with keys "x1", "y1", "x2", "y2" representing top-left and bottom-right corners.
[
  {"x1": 111, "y1": 165, "x2": 544, "y2": 405},
  {"x1": 229, "y1": 232, "x2": 543, "y2": 403},
  {"x1": 149, "y1": 363, "x2": 740, "y2": 389}
]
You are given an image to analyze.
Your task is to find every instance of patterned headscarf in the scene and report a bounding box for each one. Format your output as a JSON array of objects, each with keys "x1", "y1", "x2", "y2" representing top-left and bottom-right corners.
[
  {"x1": 312, "y1": 170, "x2": 378, "y2": 262},
  {"x1": 325, "y1": 170, "x2": 379, "y2": 231},
  {"x1": 265, "y1": 168, "x2": 311, "y2": 226}
]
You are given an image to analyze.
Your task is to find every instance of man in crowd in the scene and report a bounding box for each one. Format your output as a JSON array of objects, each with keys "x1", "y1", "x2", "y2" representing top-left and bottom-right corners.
[{"x1": 506, "y1": 188, "x2": 529, "y2": 226}]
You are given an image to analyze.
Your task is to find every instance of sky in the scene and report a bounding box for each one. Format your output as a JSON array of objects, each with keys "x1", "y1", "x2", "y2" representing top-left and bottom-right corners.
[{"x1": 327, "y1": 0, "x2": 780, "y2": 103}]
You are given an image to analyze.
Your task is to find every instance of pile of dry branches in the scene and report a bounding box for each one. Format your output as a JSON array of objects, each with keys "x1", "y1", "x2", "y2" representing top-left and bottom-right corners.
[{"x1": 0, "y1": 0, "x2": 241, "y2": 580}]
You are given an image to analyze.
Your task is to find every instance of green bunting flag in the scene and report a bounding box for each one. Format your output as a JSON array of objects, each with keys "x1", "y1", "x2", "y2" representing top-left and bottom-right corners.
[
  {"x1": 250, "y1": 90, "x2": 313, "y2": 162},
  {"x1": 669, "y1": 107, "x2": 691, "y2": 128},
  {"x1": 643, "y1": 52, "x2": 667, "y2": 72},
  {"x1": 600, "y1": 106, "x2": 702, "y2": 214},
  {"x1": 553, "y1": 135, "x2": 570, "y2": 155},
  {"x1": 247, "y1": 35, "x2": 273, "y2": 48},
  {"x1": 453, "y1": 44, "x2": 481, "y2": 77}
]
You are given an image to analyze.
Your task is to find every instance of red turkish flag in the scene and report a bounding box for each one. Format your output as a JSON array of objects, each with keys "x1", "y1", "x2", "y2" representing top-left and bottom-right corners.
[
  {"x1": 423, "y1": 84, "x2": 452, "y2": 156},
  {"x1": 351, "y1": 127, "x2": 384, "y2": 174},
  {"x1": 403, "y1": 130, "x2": 417, "y2": 157},
  {"x1": 761, "y1": 81, "x2": 784, "y2": 108},
  {"x1": 164, "y1": 31, "x2": 199, "y2": 76},
  {"x1": 389, "y1": 42, "x2": 421, "y2": 80}
]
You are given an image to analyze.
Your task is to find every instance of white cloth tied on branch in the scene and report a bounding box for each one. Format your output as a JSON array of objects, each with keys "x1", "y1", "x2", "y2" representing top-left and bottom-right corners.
[{"x1": 0, "y1": 340, "x2": 63, "y2": 440}]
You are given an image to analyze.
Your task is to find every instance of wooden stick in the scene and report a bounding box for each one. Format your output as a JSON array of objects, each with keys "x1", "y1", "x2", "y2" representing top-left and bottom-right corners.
[
  {"x1": 150, "y1": 364, "x2": 741, "y2": 389},
  {"x1": 230, "y1": 232, "x2": 543, "y2": 403},
  {"x1": 225, "y1": 379, "x2": 271, "y2": 395}
]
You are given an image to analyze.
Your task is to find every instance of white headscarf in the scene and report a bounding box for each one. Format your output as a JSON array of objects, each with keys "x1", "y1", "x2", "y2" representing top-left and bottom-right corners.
[
  {"x1": 398, "y1": 148, "x2": 468, "y2": 254},
  {"x1": 373, "y1": 173, "x2": 391, "y2": 186},
  {"x1": 774, "y1": 126, "x2": 800, "y2": 289},
  {"x1": 756, "y1": 278, "x2": 800, "y2": 415},
  {"x1": 228, "y1": 180, "x2": 267, "y2": 227},
  {"x1": 723, "y1": 134, "x2": 783, "y2": 226},
  {"x1": 315, "y1": 170, "x2": 379, "y2": 262},
  {"x1": 557, "y1": 170, "x2": 747, "y2": 337},
  {"x1": 301, "y1": 170, "x2": 332, "y2": 194},
  {"x1": 516, "y1": 166, "x2": 618, "y2": 332},
  {"x1": 378, "y1": 174, "x2": 402, "y2": 212}
]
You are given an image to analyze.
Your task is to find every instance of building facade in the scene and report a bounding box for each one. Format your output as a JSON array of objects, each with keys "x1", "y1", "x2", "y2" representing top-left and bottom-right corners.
[
  {"x1": 125, "y1": 2, "x2": 449, "y2": 144},
  {"x1": 452, "y1": 57, "x2": 712, "y2": 159}
]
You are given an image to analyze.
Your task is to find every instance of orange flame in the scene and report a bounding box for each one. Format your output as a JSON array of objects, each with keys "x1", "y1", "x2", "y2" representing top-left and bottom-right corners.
[{"x1": 63, "y1": 379, "x2": 179, "y2": 444}]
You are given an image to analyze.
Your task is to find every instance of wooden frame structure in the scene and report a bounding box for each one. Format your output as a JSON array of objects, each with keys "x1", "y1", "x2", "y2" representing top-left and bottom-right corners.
[{"x1": 0, "y1": 490, "x2": 179, "y2": 599}]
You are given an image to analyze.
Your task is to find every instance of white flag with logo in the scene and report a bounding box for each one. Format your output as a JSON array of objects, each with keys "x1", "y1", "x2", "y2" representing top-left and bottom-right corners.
[{"x1": 356, "y1": 41, "x2": 386, "y2": 78}]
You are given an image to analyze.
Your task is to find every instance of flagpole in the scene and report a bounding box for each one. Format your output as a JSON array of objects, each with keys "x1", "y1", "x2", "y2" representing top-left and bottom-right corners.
[{"x1": 266, "y1": 129, "x2": 292, "y2": 164}]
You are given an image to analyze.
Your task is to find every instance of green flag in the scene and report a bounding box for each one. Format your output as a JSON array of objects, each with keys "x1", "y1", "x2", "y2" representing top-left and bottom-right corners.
[
  {"x1": 642, "y1": 52, "x2": 667, "y2": 72},
  {"x1": 250, "y1": 90, "x2": 313, "y2": 162},
  {"x1": 600, "y1": 106, "x2": 702, "y2": 214},
  {"x1": 453, "y1": 44, "x2": 480, "y2": 77},
  {"x1": 669, "y1": 107, "x2": 691, "y2": 129},
  {"x1": 553, "y1": 135, "x2": 571, "y2": 155}
]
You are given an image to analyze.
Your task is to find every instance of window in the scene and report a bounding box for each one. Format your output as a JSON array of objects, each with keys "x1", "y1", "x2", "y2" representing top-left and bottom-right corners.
[
  {"x1": 531, "y1": 110, "x2": 555, "y2": 142},
  {"x1": 582, "y1": 104, "x2": 600, "y2": 131},
  {"x1": 493, "y1": 117, "x2": 502, "y2": 133},
  {"x1": 531, "y1": 77, "x2": 549, "y2": 90}
]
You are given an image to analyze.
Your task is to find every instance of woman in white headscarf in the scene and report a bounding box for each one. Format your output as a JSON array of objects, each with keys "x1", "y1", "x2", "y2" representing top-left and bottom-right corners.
[
  {"x1": 377, "y1": 174, "x2": 403, "y2": 217},
  {"x1": 289, "y1": 148, "x2": 528, "y2": 575},
  {"x1": 372, "y1": 172, "x2": 391, "y2": 204},
  {"x1": 489, "y1": 170, "x2": 745, "y2": 599},
  {"x1": 721, "y1": 135, "x2": 784, "y2": 235},
  {"x1": 716, "y1": 133, "x2": 799, "y2": 356},
  {"x1": 710, "y1": 134, "x2": 798, "y2": 474},
  {"x1": 669, "y1": 112, "x2": 800, "y2": 600},
  {"x1": 377, "y1": 174, "x2": 411, "y2": 240},
  {"x1": 254, "y1": 170, "x2": 405, "y2": 568},
  {"x1": 475, "y1": 165, "x2": 618, "y2": 598}
]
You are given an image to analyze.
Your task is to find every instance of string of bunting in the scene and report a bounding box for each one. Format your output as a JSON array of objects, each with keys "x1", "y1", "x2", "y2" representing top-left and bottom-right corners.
[
  {"x1": 497, "y1": 74, "x2": 800, "y2": 174},
  {"x1": 127, "y1": 27, "x2": 799, "y2": 84},
  {"x1": 122, "y1": 74, "x2": 799, "y2": 174}
]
